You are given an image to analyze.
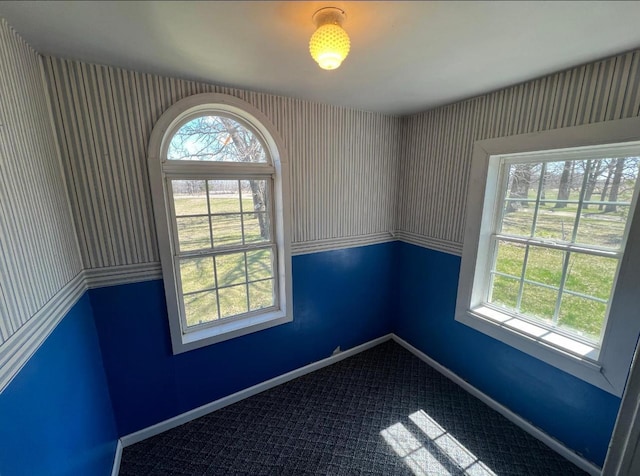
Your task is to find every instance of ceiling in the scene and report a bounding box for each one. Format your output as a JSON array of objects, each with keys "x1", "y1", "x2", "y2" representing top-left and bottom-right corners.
[{"x1": 2, "y1": 1, "x2": 640, "y2": 115}]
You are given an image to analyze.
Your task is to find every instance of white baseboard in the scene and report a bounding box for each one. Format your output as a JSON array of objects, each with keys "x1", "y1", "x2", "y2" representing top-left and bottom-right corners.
[
  {"x1": 120, "y1": 334, "x2": 393, "y2": 446},
  {"x1": 111, "y1": 439, "x2": 122, "y2": 476},
  {"x1": 118, "y1": 332, "x2": 602, "y2": 475},
  {"x1": 390, "y1": 335, "x2": 602, "y2": 476}
]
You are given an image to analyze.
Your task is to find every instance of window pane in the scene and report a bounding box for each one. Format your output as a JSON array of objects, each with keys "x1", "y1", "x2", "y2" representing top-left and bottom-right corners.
[
  {"x1": 212, "y1": 214, "x2": 243, "y2": 247},
  {"x1": 500, "y1": 205, "x2": 534, "y2": 237},
  {"x1": 180, "y1": 257, "x2": 214, "y2": 294},
  {"x1": 489, "y1": 275, "x2": 520, "y2": 309},
  {"x1": 241, "y1": 180, "x2": 271, "y2": 243},
  {"x1": 243, "y1": 213, "x2": 270, "y2": 243},
  {"x1": 219, "y1": 285, "x2": 248, "y2": 318},
  {"x1": 249, "y1": 279, "x2": 274, "y2": 311},
  {"x1": 565, "y1": 254, "x2": 617, "y2": 301},
  {"x1": 215, "y1": 252, "x2": 246, "y2": 287},
  {"x1": 544, "y1": 160, "x2": 584, "y2": 206},
  {"x1": 172, "y1": 180, "x2": 208, "y2": 216},
  {"x1": 494, "y1": 241, "x2": 525, "y2": 277},
  {"x1": 558, "y1": 294, "x2": 607, "y2": 342},
  {"x1": 240, "y1": 180, "x2": 269, "y2": 212},
  {"x1": 209, "y1": 180, "x2": 241, "y2": 214},
  {"x1": 520, "y1": 283, "x2": 557, "y2": 322},
  {"x1": 183, "y1": 291, "x2": 218, "y2": 327},
  {"x1": 579, "y1": 157, "x2": 612, "y2": 209},
  {"x1": 533, "y1": 206, "x2": 577, "y2": 243},
  {"x1": 247, "y1": 249, "x2": 273, "y2": 280},
  {"x1": 579, "y1": 156, "x2": 638, "y2": 243},
  {"x1": 499, "y1": 163, "x2": 541, "y2": 237},
  {"x1": 576, "y1": 206, "x2": 629, "y2": 249},
  {"x1": 524, "y1": 246, "x2": 564, "y2": 287},
  {"x1": 167, "y1": 115, "x2": 266, "y2": 162},
  {"x1": 176, "y1": 217, "x2": 211, "y2": 251}
]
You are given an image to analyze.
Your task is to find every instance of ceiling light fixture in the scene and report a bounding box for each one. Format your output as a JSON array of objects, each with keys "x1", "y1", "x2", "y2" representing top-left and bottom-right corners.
[{"x1": 309, "y1": 7, "x2": 350, "y2": 71}]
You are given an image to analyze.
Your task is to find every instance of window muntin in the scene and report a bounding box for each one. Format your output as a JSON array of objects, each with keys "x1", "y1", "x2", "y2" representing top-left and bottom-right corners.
[
  {"x1": 170, "y1": 178, "x2": 277, "y2": 331},
  {"x1": 148, "y1": 93, "x2": 292, "y2": 354},
  {"x1": 171, "y1": 179, "x2": 272, "y2": 253},
  {"x1": 167, "y1": 115, "x2": 267, "y2": 163},
  {"x1": 483, "y1": 150, "x2": 640, "y2": 348},
  {"x1": 456, "y1": 119, "x2": 640, "y2": 396}
]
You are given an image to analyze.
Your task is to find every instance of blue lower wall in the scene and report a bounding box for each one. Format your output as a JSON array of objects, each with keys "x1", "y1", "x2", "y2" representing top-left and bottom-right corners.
[
  {"x1": 3, "y1": 242, "x2": 618, "y2": 473},
  {"x1": 393, "y1": 241, "x2": 621, "y2": 466},
  {"x1": 0, "y1": 293, "x2": 118, "y2": 476},
  {"x1": 90, "y1": 243, "x2": 395, "y2": 436}
]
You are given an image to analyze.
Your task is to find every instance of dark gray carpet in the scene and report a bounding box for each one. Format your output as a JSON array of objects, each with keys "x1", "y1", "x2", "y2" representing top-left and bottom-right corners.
[{"x1": 119, "y1": 340, "x2": 588, "y2": 475}]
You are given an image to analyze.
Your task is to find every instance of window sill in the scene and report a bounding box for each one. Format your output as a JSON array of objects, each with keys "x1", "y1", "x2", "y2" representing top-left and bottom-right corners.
[
  {"x1": 473, "y1": 306, "x2": 601, "y2": 361},
  {"x1": 174, "y1": 310, "x2": 292, "y2": 354},
  {"x1": 456, "y1": 306, "x2": 619, "y2": 395}
]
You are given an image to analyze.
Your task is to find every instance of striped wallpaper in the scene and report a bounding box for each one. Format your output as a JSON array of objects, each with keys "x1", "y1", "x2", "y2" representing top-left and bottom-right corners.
[
  {"x1": 3, "y1": 16, "x2": 640, "y2": 351},
  {"x1": 43, "y1": 57, "x2": 400, "y2": 269},
  {"x1": 0, "y1": 19, "x2": 82, "y2": 346},
  {"x1": 397, "y1": 50, "x2": 640, "y2": 254}
]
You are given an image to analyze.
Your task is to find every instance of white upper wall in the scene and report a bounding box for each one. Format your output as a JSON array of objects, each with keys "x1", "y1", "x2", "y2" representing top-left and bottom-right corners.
[
  {"x1": 43, "y1": 57, "x2": 401, "y2": 269},
  {"x1": 0, "y1": 19, "x2": 82, "y2": 346},
  {"x1": 2, "y1": 8, "x2": 640, "y2": 380},
  {"x1": 2, "y1": 1, "x2": 640, "y2": 115},
  {"x1": 398, "y1": 50, "x2": 640, "y2": 254}
]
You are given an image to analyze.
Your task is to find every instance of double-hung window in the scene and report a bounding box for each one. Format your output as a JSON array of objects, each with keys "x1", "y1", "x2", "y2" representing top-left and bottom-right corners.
[
  {"x1": 148, "y1": 93, "x2": 292, "y2": 354},
  {"x1": 456, "y1": 117, "x2": 640, "y2": 395}
]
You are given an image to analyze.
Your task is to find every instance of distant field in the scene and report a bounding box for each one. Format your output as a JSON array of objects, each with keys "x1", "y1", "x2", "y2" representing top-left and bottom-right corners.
[
  {"x1": 173, "y1": 194, "x2": 274, "y2": 327},
  {"x1": 491, "y1": 199, "x2": 625, "y2": 342}
]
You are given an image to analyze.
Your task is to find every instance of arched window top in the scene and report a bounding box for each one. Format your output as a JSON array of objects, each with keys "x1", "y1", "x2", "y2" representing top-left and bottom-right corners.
[
  {"x1": 150, "y1": 93, "x2": 286, "y2": 171},
  {"x1": 148, "y1": 92, "x2": 291, "y2": 354},
  {"x1": 167, "y1": 113, "x2": 268, "y2": 163}
]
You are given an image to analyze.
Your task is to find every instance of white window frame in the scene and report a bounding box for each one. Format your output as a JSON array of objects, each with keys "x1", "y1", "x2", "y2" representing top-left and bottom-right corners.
[
  {"x1": 456, "y1": 116, "x2": 640, "y2": 396},
  {"x1": 148, "y1": 93, "x2": 292, "y2": 354}
]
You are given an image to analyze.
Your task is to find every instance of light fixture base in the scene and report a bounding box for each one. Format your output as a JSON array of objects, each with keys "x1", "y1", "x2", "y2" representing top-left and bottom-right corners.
[{"x1": 312, "y1": 7, "x2": 347, "y2": 28}]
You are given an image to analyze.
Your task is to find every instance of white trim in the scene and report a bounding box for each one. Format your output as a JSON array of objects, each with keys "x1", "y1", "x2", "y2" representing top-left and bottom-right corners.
[
  {"x1": 0, "y1": 243, "x2": 610, "y2": 474},
  {"x1": 119, "y1": 331, "x2": 600, "y2": 474},
  {"x1": 455, "y1": 116, "x2": 640, "y2": 397},
  {"x1": 37, "y1": 234, "x2": 422, "y2": 297},
  {"x1": 120, "y1": 334, "x2": 393, "y2": 446},
  {"x1": 84, "y1": 263, "x2": 163, "y2": 289},
  {"x1": 457, "y1": 309, "x2": 612, "y2": 392},
  {"x1": 291, "y1": 232, "x2": 395, "y2": 255},
  {"x1": 0, "y1": 261, "x2": 165, "y2": 396},
  {"x1": 147, "y1": 92, "x2": 293, "y2": 354},
  {"x1": 177, "y1": 311, "x2": 292, "y2": 353},
  {"x1": 395, "y1": 230, "x2": 462, "y2": 256},
  {"x1": 0, "y1": 272, "x2": 86, "y2": 393},
  {"x1": 603, "y1": 332, "x2": 640, "y2": 474},
  {"x1": 111, "y1": 439, "x2": 123, "y2": 476},
  {"x1": 390, "y1": 335, "x2": 602, "y2": 476},
  {"x1": 77, "y1": 233, "x2": 398, "y2": 290}
]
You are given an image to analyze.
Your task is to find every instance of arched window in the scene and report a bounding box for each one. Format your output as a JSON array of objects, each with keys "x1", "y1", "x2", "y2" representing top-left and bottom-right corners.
[{"x1": 148, "y1": 93, "x2": 291, "y2": 354}]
